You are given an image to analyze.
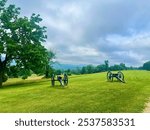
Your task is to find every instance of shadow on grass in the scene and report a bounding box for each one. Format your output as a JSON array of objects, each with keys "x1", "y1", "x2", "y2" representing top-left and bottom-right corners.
[
  {"x1": 50, "y1": 85, "x2": 68, "y2": 90},
  {"x1": 1, "y1": 79, "x2": 50, "y2": 90},
  {"x1": 107, "y1": 80, "x2": 126, "y2": 83}
]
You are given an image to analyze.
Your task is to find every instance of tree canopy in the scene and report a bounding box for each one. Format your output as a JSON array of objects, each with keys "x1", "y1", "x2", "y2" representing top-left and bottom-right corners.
[
  {"x1": 143, "y1": 61, "x2": 150, "y2": 71},
  {"x1": 0, "y1": 0, "x2": 53, "y2": 87}
]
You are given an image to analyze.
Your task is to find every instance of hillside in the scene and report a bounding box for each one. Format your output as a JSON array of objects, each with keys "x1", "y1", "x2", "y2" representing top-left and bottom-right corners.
[{"x1": 0, "y1": 70, "x2": 150, "y2": 113}]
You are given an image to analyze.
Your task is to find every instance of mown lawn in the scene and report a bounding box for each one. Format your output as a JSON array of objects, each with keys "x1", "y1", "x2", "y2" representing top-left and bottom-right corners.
[{"x1": 0, "y1": 70, "x2": 150, "y2": 113}]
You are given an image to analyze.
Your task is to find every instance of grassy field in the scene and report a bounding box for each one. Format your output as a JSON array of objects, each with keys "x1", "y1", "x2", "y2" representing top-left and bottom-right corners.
[{"x1": 0, "y1": 70, "x2": 150, "y2": 113}]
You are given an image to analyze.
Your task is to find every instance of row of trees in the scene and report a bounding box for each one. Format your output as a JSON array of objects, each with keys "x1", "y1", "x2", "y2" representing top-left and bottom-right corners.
[
  {"x1": 54, "y1": 61, "x2": 131, "y2": 75},
  {"x1": 71, "y1": 61, "x2": 129, "y2": 75},
  {"x1": 56, "y1": 60, "x2": 150, "y2": 75}
]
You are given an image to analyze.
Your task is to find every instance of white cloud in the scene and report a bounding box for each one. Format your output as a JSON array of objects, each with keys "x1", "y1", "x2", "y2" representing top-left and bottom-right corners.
[
  {"x1": 8, "y1": 0, "x2": 150, "y2": 66},
  {"x1": 70, "y1": 46, "x2": 99, "y2": 56},
  {"x1": 99, "y1": 32, "x2": 150, "y2": 66}
]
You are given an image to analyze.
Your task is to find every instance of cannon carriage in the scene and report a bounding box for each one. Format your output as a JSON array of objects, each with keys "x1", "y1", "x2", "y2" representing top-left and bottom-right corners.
[
  {"x1": 107, "y1": 71, "x2": 125, "y2": 83},
  {"x1": 51, "y1": 74, "x2": 68, "y2": 86}
]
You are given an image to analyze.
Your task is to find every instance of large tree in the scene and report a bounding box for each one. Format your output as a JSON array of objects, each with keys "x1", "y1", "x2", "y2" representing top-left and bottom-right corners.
[{"x1": 0, "y1": 0, "x2": 51, "y2": 87}]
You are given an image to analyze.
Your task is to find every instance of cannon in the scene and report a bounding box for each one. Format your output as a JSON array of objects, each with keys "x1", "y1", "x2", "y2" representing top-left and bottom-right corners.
[
  {"x1": 51, "y1": 74, "x2": 68, "y2": 86},
  {"x1": 107, "y1": 71, "x2": 125, "y2": 83}
]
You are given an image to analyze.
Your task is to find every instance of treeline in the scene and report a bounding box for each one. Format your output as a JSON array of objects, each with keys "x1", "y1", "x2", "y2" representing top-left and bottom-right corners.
[
  {"x1": 54, "y1": 60, "x2": 150, "y2": 75},
  {"x1": 70, "y1": 61, "x2": 135, "y2": 75},
  {"x1": 8, "y1": 60, "x2": 150, "y2": 78},
  {"x1": 53, "y1": 61, "x2": 133, "y2": 75}
]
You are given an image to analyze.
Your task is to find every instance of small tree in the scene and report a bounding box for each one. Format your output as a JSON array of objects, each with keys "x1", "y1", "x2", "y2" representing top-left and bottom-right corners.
[{"x1": 0, "y1": 0, "x2": 51, "y2": 87}]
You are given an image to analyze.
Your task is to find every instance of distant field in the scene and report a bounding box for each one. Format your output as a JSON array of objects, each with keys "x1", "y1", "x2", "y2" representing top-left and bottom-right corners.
[{"x1": 0, "y1": 70, "x2": 150, "y2": 113}]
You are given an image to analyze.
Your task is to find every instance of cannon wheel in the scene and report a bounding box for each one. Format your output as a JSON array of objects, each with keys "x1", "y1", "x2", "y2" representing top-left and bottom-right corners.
[
  {"x1": 117, "y1": 71, "x2": 125, "y2": 83},
  {"x1": 107, "y1": 71, "x2": 113, "y2": 81},
  {"x1": 51, "y1": 74, "x2": 55, "y2": 86},
  {"x1": 63, "y1": 74, "x2": 68, "y2": 86}
]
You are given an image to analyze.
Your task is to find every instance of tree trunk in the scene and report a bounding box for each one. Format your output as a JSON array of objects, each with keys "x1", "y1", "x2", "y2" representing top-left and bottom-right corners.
[
  {"x1": 0, "y1": 62, "x2": 6, "y2": 88},
  {"x1": 0, "y1": 55, "x2": 8, "y2": 87},
  {"x1": 0, "y1": 72, "x2": 3, "y2": 88},
  {"x1": 45, "y1": 65, "x2": 49, "y2": 78}
]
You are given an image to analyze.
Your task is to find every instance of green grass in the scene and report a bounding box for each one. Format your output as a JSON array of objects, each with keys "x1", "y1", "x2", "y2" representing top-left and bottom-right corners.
[{"x1": 0, "y1": 70, "x2": 150, "y2": 113}]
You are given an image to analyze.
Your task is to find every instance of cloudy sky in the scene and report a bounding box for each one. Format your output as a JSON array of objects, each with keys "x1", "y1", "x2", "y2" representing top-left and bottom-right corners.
[{"x1": 8, "y1": 0, "x2": 150, "y2": 66}]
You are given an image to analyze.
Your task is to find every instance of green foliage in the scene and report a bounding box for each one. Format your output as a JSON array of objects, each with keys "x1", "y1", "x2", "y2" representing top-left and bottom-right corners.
[
  {"x1": 55, "y1": 69, "x2": 62, "y2": 75},
  {"x1": 0, "y1": 0, "x2": 53, "y2": 85},
  {"x1": 81, "y1": 65, "x2": 95, "y2": 74},
  {"x1": 45, "y1": 51, "x2": 55, "y2": 78},
  {"x1": 71, "y1": 61, "x2": 128, "y2": 75},
  {"x1": 2, "y1": 74, "x2": 7, "y2": 82},
  {"x1": 45, "y1": 65, "x2": 55, "y2": 78},
  {"x1": 71, "y1": 67, "x2": 81, "y2": 75},
  {"x1": 86, "y1": 65, "x2": 95, "y2": 73},
  {"x1": 7, "y1": 66, "x2": 19, "y2": 78},
  {"x1": 143, "y1": 61, "x2": 150, "y2": 71},
  {"x1": 109, "y1": 63, "x2": 126, "y2": 71},
  {"x1": 65, "y1": 69, "x2": 72, "y2": 76},
  {"x1": 95, "y1": 64, "x2": 107, "y2": 72}
]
